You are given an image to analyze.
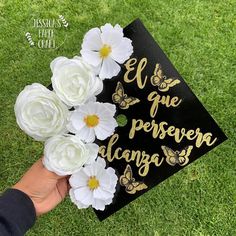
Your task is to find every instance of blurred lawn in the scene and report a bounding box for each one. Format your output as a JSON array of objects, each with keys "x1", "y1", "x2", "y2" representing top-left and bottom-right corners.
[{"x1": 0, "y1": 0, "x2": 235, "y2": 235}]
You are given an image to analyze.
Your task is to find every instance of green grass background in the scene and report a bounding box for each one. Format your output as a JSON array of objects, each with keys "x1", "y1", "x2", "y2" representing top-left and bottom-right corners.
[{"x1": 0, "y1": 0, "x2": 235, "y2": 235}]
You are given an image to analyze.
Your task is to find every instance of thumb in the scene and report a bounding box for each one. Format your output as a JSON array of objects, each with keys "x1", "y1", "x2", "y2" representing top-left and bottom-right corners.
[{"x1": 56, "y1": 178, "x2": 70, "y2": 200}]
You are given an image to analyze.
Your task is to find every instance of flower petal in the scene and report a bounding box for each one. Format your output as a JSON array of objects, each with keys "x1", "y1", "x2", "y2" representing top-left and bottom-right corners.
[
  {"x1": 92, "y1": 198, "x2": 106, "y2": 211},
  {"x1": 100, "y1": 23, "x2": 123, "y2": 48},
  {"x1": 114, "y1": 24, "x2": 123, "y2": 35},
  {"x1": 85, "y1": 143, "x2": 99, "y2": 164},
  {"x1": 69, "y1": 189, "x2": 90, "y2": 209},
  {"x1": 98, "y1": 171, "x2": 115, "y2": 191},
  {"x1": 68, "y1": 111, "x2": 86, "y2": 133},
  {"x1": 88, "y1": 76, "x2": 103, "y2": 98},
  {"x1": 69, "y1": 188, "x2": 77, "y2": 204},
  {"x1": 94, "y1": 125, "x2": 114, "y2": 140},
  {"x1": 111, "y1": 37, "x2": 133, "y2": 63},
  {"x1": 94, "y1": 118, "x2": 117, "y2": 140},
  {"x1": 83, "y1": 163, "x2": 98, "y2": 176},
  {"x1": 74, "y1": 187, "x2": 93, "y2": 206},
  {"x1": 107, "y1": 167, "x2": 118, "y2": 190},
  {"x1": 69, "y1": 170, "x2": 88, "y2": 188},
  {"x1": 99, "y1": 57, "x2": 120, "y2": 79},
  {"x1": 82, "y1": 27, "x2": 103, "y2": 51},
  {"x1": 80, "y1": 49, "x2": 102, "y2": 67},
  {"x1": 96, "y1": 157, "x2": 106, "y2": 169},
  {"x1": 93, "y1": 187, "x2": 114, "y2": 200},
  {"x1": 104, "y1": 103, "x2": 116, "y2": 115},
  {"x1": 50, "y1": 56, "x2": 68, "y2": 73},
  {"x1": 75, "y1": 126, "x2": 96, "y2": 143},
  {"x1": 104, "y1": 197, "x2": 113, "y2": 205}
]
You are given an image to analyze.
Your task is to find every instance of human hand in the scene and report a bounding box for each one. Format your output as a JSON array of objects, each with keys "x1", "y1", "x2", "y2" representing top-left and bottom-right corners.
[{"x1": 13, "y1": 158, "x2": 69, "y2": 216}]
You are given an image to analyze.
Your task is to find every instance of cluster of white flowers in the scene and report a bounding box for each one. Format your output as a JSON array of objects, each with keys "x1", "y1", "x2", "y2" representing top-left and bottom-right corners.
[{"x1": 14, "y1": 23, "x2": 133, "y2": 211}]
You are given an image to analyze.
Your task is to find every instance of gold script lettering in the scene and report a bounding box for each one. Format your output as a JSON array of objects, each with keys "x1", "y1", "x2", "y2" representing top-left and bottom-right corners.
[
  {"x1": 99, "y1": 134, "x2": 164, "y2": 176},
  {"x1": 148, "y1": 91, "x2": 182, "y2": 118},
  {"x1": 129, "y1": 119, "x2": 217, "y2": 148},
  {"x1": 124, "y1": 57, "x2": 148, "y2": 89}
]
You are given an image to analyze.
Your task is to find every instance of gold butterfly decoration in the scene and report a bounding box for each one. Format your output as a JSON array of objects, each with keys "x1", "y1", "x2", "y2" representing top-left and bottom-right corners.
[
  {"x1": 112, "y1": 82, "x2": 140, "y2": 109},
  {"x1": 161, "y1": 145, "x2": 193, "y2": 166},
  {"x1": 150, "y1": 63, "x2": 181, "y2": 92},
  {"x1": 119, "y1": 164, "x2": 148, "y2": 194}
]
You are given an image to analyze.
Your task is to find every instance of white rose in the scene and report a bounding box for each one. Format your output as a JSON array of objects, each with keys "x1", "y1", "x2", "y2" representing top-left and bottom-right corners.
[
  {"x1": 50, "y1": 56, "x2": 103, "y2": 107},
  {"x1": 14, "y1": 83, "x2": 69, "y2": 141},
  {"x1": 43, "y1": 134, "x2": 99, "y2": 176}
]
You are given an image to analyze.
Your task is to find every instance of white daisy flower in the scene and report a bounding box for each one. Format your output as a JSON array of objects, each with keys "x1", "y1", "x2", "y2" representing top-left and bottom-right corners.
[
  {"x1": 80, "y1": 23, "x2": 133, "y2": 79},
  {"x1": 67, "y1": 102, "x2": 118, "y2": 143},
  {"x1": 69, "y1": 157, "x2": 118, "y2": 211}
]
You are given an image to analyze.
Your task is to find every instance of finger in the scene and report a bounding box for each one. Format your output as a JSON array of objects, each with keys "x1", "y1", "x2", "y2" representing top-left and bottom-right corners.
[{"x1": 57, "y1": 178, "x2": 70, "y2": 200}]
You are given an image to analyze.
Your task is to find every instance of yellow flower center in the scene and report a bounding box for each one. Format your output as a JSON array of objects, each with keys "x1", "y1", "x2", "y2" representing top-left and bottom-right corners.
[
  {"x1": 87, "y1": 176, "x2": 100, "y2": 190},
  {"x1": 84, "y1": 114, "x2": 99, "y2": 128},
  {"x1": 99, "y1": 44, "x2": 111, "y2": 58}
]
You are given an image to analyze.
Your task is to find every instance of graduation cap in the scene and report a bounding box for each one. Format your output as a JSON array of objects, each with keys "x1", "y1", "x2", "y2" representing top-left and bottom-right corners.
[{"x1": 94, "y1": 19, "x2": 227, "y2": 220}]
